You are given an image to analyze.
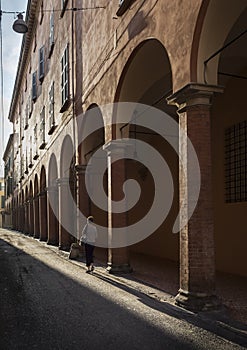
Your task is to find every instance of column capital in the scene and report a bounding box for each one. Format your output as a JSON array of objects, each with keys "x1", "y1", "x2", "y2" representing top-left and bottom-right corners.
[
  {"x1": 38, "y1": 190, "x2": 47, "y2": 197},
  {"x1": 103, "y1": 140, "x2": 134, "y2": 156},
  {"x1": 167, "y1": 83, "x2": 224, "y2": 113},
  {"x1": 56, "y1": 177, "x2": 70, "y2": 186},
  {"x1": 46, "y1": 185, "x2": 58, "y2": 193},
  {"x1": 75, "y1": 164, "x2": 87, "y2": 175}
]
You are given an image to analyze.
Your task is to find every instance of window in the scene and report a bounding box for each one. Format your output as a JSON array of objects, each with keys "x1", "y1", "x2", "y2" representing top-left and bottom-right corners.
[
  {"x1": 20, "y1": 114, "x2": 24, "y2": 140},
  {"x1": 117, "y1": 0, "x2": 133, "y2": 16},
  {"x1": 25, "y1": 148, "x2": 28, "y2": 174},
  {"x1": 33, "y1": 33, "x2": 37, "y2": 52},
  {"x1": 61, "y1": 0, "x2": 68, "y2": 17},
  {"x1": 49, "y1": 10, "x2": 55, "y2": 56},
  {"x1": 61, "y1": 45, "x2": 69, "y2": 111},
  {"x1": 48, "y1": 82, "x2": 56, "y2": 134},
  {"x1": 20, "y1": 156, "x2": 24, "y2": 179},
  {"x1": 29, "y1": 136, "x2": 33, "y2": 167},
  {"x1": 225, "y1": 120, "x2": 247, "y2": 203},
  {"x1": 25, "y1": 103, "x2": 29, "y2": 130},
  {"x1": 39, "y1": 46, "x2": 45, "y2": 81},
  {"x1": 40, "y1": 1, "x2": 44, "y2": 24},
  {"x1": 32, "y1": 71, "x2": 37, "y2": 100},
  {"x1": 28, "y1": 95, "x2": 32, "y2": 118},
  {"x1": 39, "y1": 107, "x2": 46, "y2": 149},
  {"x1": 33, "y1": 124, "x2": 39, "y2": 159}
]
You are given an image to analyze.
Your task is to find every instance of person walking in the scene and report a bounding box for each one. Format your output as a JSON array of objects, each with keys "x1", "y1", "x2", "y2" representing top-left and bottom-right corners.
[{"x1": 80, "y1": 216, "x2": 97, "y2": 273}]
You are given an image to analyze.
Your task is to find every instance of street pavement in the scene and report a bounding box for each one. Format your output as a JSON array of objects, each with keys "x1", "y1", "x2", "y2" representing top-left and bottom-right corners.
[{"x1": 0, "y1": 228, "x2": 246, "y2": 350}]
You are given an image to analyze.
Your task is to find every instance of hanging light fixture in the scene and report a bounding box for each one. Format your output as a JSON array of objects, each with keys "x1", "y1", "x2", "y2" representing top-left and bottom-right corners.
[{"x1": 12, "y1": 13, "x2": 28, "y2": 34}]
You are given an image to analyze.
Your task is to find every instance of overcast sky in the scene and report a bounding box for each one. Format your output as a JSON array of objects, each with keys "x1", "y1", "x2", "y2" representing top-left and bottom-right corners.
[{"x1": 0, "y1": 0, "x2": 28, "y2": 175}]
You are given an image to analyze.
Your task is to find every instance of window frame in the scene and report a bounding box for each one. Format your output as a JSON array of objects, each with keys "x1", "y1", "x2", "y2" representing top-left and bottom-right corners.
[
  {"x1": 60, "y1": 44, "x2": 70, "y2": 111},
  {"x1": 116, "y1": 0, "x2": 134, "y2": 16},
  {"x1": 48, "y1": 81, "x2": 56, "y2": 134},
  {"x1": 49, "y1": 9, "x2": 55, "y2": 57},
  {"x1": 33, "y1": 124, "x2": 39, "y2": 159},
  {"x1": 61, "y1": 0, "x2": 69, "y2": 18},
  {"x1": 39, "y1": 45, "x2": 45, "y2": 81},
  {"x1": 39, "y1": 106, "x2": 46, "y2": 149},
  {"x1": 32, "y1": 71, "x2": 37, "y2": 101}
]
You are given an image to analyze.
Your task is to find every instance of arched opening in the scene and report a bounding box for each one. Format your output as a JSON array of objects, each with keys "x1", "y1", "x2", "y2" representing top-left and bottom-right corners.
[
  {"x1": 195, "y1": 4, "x2": 247, "y2": 322},
  {"x1": 24, "y1": 186, "x2": 29, "y2": 233},
  {"x1": 39, "y1": 166, "x2": 48, "y2": 241},
  {"x1": 29, "y1": 181, "x2": 34, "y2": 236},
  {"x1": 33, "y1": 174, "x2": 40, "y2": 238},
  {"x1": 48, "y1": 154, "x2": 59, "y2": 245},
  {"x1": 211, "y1": 8, "x2": 247, "y2": 275},
  {"x1": 114, "y1": 39, "x2": 179, "y2": 292},
  {"x1": 78, "y1": 104, "x2": 107, "y2": 263},
  {"x1": 59, "y1": 135, "x2": 76, "y2": 250},
  {"x1": 20, "y1": 189, "x2": 24, "y2": 232},
  {"x1": 193, "y1": 0, "x2": 247, "y2": 84}
]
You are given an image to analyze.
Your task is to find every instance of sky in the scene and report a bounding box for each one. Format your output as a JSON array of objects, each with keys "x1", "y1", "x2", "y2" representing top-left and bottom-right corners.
[{"x1": 0, "y1": 0, "x2": 28, "y2": 176}]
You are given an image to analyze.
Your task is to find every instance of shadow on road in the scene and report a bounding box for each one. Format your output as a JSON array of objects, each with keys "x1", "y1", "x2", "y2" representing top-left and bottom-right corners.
[{"x1": 0, "y1": 232, "x2": 246, "y2": 349}]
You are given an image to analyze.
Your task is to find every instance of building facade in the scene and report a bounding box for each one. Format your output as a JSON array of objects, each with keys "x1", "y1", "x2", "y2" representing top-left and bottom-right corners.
[
  {"x1": 2, "y1": 134, "x2": 14, "y2": 228},
  {"x1": 0, "y1": 177, "x2": 5, "y2": 227},
  {"x1": 4, "y1": 0, "x2": 247, "y2": 312}
]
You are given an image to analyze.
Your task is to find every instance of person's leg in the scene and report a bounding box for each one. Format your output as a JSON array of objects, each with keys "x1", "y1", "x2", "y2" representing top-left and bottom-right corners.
[
  {"x1": 85, "y1": 244, "x2": 91, "y2": 272},
  {"x1": 90, "y1": 245, "x2": 95, "y2": 271}
]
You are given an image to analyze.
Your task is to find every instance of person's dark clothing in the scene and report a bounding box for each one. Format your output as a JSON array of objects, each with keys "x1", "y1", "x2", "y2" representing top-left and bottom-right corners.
[{"x1": 85, "y1": 243, "x2": 95, "y2": 267}]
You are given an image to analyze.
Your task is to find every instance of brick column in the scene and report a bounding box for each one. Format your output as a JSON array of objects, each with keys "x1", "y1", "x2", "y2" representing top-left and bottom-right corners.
[
  {"x1": 57, "y1": 177, "x2": 75, "y2": 251},
  {"x1": 12, "y1": 206, "x2": 17, "y2": 230},
  {"x1": 33, "y1": 195, "x2": 40, "y2": 238},
  {"x1": 47, "y1": 185, "x2": 59, "y2": 245},
  {"x1": 24, "y1": 202, "x2": 29, "y2": 233},
  {"x1": 168, "y1": 83, "x2": 223, "y2": 311},
  {"x1": 104, "y1": 140, "x2": 132, "y2": 274},
  {"x1": 39, "y1": 190, "x2": 48, "y2": 241},
  {"x1": 20, "y1": 205, "x2": 25, "y2": 232},
  {"x1": 28, "y1": 198, "x2": 34, "y2": 236},
  {"x1": 15, "y1": 206, "x2": 19, "y2": 231}
]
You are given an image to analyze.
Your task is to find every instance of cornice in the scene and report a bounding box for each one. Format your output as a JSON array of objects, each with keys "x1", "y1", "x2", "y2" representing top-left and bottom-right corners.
[{"x1": 8, "y1": 0, "x2": 39, "y2": 123}]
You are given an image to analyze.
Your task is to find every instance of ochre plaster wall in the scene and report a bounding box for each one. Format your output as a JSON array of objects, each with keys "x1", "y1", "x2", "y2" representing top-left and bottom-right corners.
[{"x1": 212, "y1": 77, "x2": 247, "y2": 277}]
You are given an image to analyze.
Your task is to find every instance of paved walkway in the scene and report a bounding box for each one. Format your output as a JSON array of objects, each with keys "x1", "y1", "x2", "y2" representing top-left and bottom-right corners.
[
  {"x1": 2, "y1": 228, "x2": 246, "y2": 336},
  {"x1": 1, "y1": 229, "x2": 246, "y2": 349},
  {"x1": 128, "y1": 252, "x2": 247, "y2": 327},
  {"x1": 92, "y1": 248, "x2": 247, "y2": 326},
  {"x1": 61, "y1": 244, "x2": 247, "y2": 329}
]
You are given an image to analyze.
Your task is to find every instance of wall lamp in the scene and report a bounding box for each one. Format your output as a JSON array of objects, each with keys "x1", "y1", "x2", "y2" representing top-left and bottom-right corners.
[
  {"x1": 0, "y1": 10, "x2": 28, "y2": 34},
  {"x1": 12, "y1": 13, "x2": 28, "y2": 34}
]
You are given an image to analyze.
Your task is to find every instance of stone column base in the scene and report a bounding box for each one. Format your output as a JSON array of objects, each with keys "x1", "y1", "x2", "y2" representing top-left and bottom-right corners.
[
  {"x1": 59, "y1": 244, "x2": 71, "y2": 252},
  {"x1": 175, "y1": 289, "x2": 221, "y2": 312},
  {"x1": 107, "y1": 263, "x2": 133, "y2": 274},
  {"x1": 47, "y1": 239, "x2": 58, "y2": 246}
]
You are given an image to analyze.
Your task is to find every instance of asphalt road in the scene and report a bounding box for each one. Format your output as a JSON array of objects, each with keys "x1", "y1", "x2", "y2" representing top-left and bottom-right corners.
[{"x1": 0, "y1": 229, "x2": 246, "y2": 350}]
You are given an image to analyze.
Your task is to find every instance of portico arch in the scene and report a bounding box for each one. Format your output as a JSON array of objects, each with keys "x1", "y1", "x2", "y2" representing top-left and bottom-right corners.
[
  {"x1": 59, "y1": 135, "x2": 76, "y2": 250},
  {"x1": 110, "y1": 38, "x2": 179, "y2": 280},
  {"x1": 33, "y1": 174, "x2": 40, "y2": 238},
  {"x1": 210, "y1": 6, "x2": 247, "y2": 277},
  {"x1": 47, "y1": 154, "x2": 59, "y2": 245},
  {"x1": 192, "y1": 0, "x2": 247, "y2": 84},
  {"x1": 78, "y1": 104, "x2": 107, "y2": 262},
  {"x1": 39, "y1": 166, "x2": 48, "y2": 241}
]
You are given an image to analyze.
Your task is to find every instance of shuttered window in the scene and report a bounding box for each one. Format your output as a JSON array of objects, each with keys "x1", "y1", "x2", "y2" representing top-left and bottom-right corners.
[{"x1": 61, "y1": 45, "x2": 69, "y2": 110}]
